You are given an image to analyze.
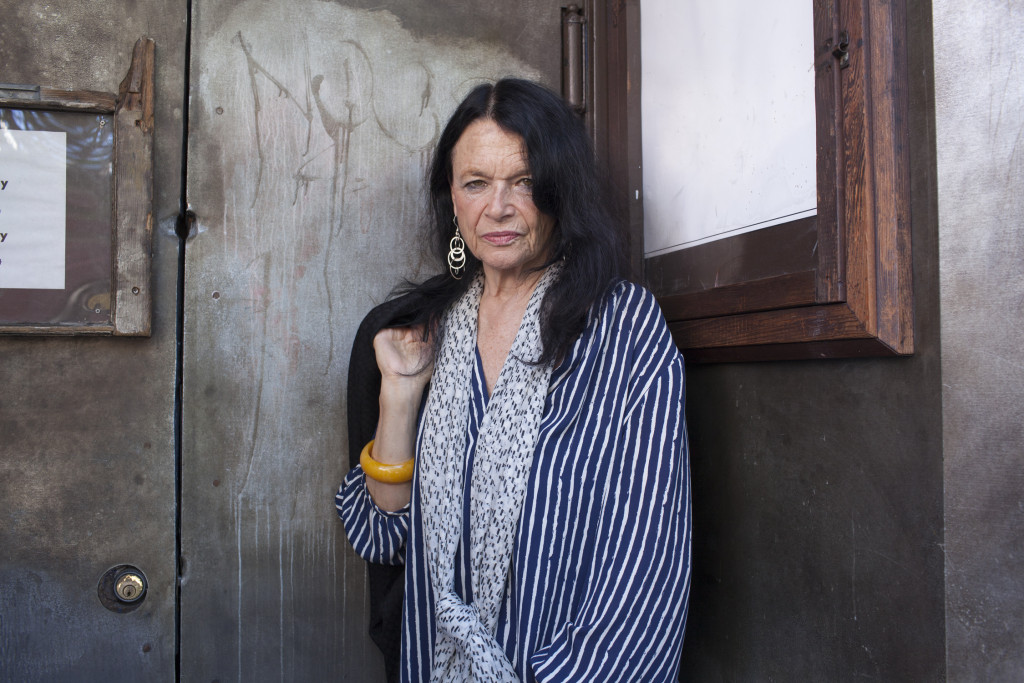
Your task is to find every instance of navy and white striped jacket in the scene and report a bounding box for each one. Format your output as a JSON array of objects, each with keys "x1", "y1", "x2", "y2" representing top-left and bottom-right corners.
[{"x1": 338, "y1": 282, "x2": 691, "y2": 682}]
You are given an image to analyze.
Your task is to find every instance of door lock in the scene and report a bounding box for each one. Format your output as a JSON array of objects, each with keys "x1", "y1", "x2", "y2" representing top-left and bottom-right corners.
[
  {"x1": 114, "y1": 570, "x2": 147, "y2": 602},
  {"x1": 98, "y1": 564, "x2": 149, "y2": 612}
]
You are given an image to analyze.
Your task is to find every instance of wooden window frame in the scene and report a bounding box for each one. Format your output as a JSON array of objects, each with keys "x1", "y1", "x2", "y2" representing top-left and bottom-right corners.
[
  {"x1": 0, "y1": 38, "x2": 154, "y2": 336},
  {"x1": 584, "y1": 0, "x2": 913, "y2": 362}
]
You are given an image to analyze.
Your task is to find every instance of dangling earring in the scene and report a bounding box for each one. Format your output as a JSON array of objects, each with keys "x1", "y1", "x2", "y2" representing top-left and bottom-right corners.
[{"x1": 448, "y1": 216, "x2": 466, "y2": 280}]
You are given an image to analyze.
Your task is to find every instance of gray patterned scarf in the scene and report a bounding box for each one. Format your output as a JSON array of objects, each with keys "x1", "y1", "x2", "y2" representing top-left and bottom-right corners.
[{"x1": 418, "y1": 265, "x2": 559, "y2": 682}]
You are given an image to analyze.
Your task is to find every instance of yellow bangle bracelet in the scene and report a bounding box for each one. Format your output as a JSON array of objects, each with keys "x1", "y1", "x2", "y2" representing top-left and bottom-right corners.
[{"x1": 360, "y1": 439, "x2": 415, "y2": 484}]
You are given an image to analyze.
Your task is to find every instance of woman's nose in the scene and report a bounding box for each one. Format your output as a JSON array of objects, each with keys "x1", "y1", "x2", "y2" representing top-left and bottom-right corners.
[{"x1": 484, "y1": 184, "x2": 515, "y2": 219}]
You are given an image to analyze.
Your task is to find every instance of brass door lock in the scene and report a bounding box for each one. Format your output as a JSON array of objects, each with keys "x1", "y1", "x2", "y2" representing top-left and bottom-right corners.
[
  {"x1": 114, "y1": 571, "x2": 146, "y2": 602},
  {"x1": 98, "y1": 564, "x2": 149, "y2": 612}
]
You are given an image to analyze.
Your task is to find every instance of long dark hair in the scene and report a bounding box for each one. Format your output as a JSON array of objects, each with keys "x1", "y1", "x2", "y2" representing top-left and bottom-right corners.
[{"x1": 400, "y1": 78, "x2": 630, "y2": 366}]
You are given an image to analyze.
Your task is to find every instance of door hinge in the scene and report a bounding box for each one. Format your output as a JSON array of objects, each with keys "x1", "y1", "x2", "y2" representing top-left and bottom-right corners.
[{"x1": 562, "y1": 4, "x2": 587, "y2": 114}]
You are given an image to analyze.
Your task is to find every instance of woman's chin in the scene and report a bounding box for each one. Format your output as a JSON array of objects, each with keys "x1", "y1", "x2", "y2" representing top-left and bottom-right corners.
[
  {"x1": 476, "y1": 246, "x2": 552, "y2": 278},
  {"x1": 480, "y1": 259, "x2": 546, "y2": 281}
]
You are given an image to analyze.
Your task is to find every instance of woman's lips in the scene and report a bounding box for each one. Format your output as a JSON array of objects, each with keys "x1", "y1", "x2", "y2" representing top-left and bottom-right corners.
[{"x1": 481, "y1": 231, "x2": 520, "y2": 246}]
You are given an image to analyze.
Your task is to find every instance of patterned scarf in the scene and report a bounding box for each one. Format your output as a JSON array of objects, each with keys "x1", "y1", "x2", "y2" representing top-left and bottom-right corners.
[{"x1": 418, "y1": 266, "x2": 559, "y2": 682}]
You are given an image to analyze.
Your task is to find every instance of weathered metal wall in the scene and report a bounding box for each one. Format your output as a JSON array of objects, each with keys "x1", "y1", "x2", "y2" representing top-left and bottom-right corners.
[
  {"x1": 677, "y1": 0, "x2": 947, "y2": 678},
  {"x1": 180, "y1": 0, "x2": 561, "y2": 679},
  {"x1": 934, "y1": 0, "x2": 1024, "y2": 678},
  {"x1": 0, "y1": 1, "x2": 185, "y2": 680}
]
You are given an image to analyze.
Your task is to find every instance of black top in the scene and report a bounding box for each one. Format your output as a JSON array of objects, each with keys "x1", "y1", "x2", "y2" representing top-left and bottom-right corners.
[{"x1": 346, "y1": 291, "x2": 430, "y2": 683}]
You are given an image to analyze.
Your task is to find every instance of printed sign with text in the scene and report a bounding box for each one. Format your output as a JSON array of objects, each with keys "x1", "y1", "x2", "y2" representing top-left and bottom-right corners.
[{"x1": 0, "y1": 128, "x2": 67, "y2": 289}]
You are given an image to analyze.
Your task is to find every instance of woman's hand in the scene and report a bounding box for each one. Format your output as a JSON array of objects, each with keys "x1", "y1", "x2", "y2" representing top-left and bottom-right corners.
[
  {"x1": 373, "y1": 325, "x2": 434, "y2": 390},
  {"x1": 366, "y1": 325, "x2": 433, "y2": 511}
]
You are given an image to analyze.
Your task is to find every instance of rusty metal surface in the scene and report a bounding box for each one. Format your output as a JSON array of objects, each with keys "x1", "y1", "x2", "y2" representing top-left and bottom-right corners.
[
  {"x1": 180, "y1": 1, "x2": 559, "y2": 679},
  {"x1": 0, "y1": 0, "x2": 185, "y2": 680},
  {"x1": 934, "y1": 0, "x2": 1024, "y2": 678}
]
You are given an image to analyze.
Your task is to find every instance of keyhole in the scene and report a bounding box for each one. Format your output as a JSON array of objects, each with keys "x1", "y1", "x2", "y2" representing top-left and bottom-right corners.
[
  {"x1": 113, "y1": 570, "x2": 146, "y2": 603},
  {"x1": 98, "y1": 565, "x2": 148, "y2": 613}
]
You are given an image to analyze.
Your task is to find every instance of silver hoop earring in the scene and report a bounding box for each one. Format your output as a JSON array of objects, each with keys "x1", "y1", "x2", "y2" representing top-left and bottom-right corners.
[{"x1": 448, "y1": 216, "x2": 466, "y2": 280}]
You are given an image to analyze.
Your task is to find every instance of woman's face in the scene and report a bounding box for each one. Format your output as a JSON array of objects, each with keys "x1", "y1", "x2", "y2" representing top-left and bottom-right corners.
[{"x1": 450, "y1": 119, "x2": 555, "y2": 280}]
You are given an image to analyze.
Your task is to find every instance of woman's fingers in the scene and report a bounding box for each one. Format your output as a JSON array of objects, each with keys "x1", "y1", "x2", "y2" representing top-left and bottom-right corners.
[{"x1": 374, "y1": 325, "x2": 434, "y2": 380}]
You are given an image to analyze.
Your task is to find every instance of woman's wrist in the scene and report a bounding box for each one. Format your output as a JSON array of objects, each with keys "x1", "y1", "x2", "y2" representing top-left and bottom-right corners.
[
  {"x1": 374, "y1": 380, "x2": 422, "y2": 468},
  {"x1": 379, "y1": 374, "x2": 428, "y2": 403},
  {"x1": 379, "y1": 379, "x2": 422, "y2": 426}
]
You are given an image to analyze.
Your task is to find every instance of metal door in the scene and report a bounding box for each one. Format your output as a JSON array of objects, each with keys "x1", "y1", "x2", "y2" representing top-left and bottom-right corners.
[
  {"x1": 0, "y1": 1, "x2": 186, "y2": 680},
  {"x1": 180, "y1": 1, "x2": 564, "y2": 679}
]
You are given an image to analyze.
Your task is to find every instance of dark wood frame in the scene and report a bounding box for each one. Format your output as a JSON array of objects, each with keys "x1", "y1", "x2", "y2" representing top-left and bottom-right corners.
[
  {"x1": 0, "y1": 38, "x2": 154, "y2": 336},
  {"x1": 585, "y1": 0, "x2": 913, "y2": 362}
]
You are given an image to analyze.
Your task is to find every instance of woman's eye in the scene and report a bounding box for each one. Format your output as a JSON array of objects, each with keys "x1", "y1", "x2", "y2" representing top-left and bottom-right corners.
[
  {"x1": 519, "y1": 177, "x2": 534, "y2": 187},
  {"x1": 465, "y1": 180, "x2": 486, "y2": 190}
]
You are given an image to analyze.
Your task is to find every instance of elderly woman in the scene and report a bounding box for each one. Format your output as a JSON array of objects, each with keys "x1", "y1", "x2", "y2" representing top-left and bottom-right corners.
[{"x1": 337, "y1": 78, "x2": 690, "y2": 682}]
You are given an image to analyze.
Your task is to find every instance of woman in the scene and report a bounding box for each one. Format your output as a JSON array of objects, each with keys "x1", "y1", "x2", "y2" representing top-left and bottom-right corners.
[{"x1": 337, "y1": 78, "x2": 690, "y2": 682}]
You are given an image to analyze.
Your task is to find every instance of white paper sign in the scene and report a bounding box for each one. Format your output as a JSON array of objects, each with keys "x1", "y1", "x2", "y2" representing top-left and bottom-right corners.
[
  {"x1": 641, "y1": 0, "x2": 817, "y2": 256},
  {"x1": 0, "y1": 128, "x2": 67, "y2": 289}
]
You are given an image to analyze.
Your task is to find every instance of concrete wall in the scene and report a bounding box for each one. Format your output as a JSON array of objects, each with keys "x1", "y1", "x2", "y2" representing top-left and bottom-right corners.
[
  {"x1": 677, "y1": 0, "x2": 948, "y2": 678},
  {"x1": 934, "y1": 1, "x2": 1024, "y2": 679}
]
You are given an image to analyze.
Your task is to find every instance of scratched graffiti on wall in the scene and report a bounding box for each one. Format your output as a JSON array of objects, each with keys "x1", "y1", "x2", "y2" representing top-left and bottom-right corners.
[
  {"x1": 236, "y1": 31, "x2": 439, "y2": 215},
  {"x1": 233, "y1": 28, "x2": 447, "y2": 371}
]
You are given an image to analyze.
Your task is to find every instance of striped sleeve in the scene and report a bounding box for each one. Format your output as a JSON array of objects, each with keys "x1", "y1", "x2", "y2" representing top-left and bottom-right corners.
[
  {"x1": 529, "y1": 287, "x2": 692, "y2": 682},
  {"x1": 336, "y1": 466, "x2": 410, "y2": 566}
]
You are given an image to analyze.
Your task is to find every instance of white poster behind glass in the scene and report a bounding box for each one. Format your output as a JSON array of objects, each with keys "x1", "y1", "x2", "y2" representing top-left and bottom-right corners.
[
  {"x1": 0, "y1": 128, "x2": 67, "y2": 289},
  {"x1": 642, "y1": 0, "x2": 816, "y2": 257}
]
